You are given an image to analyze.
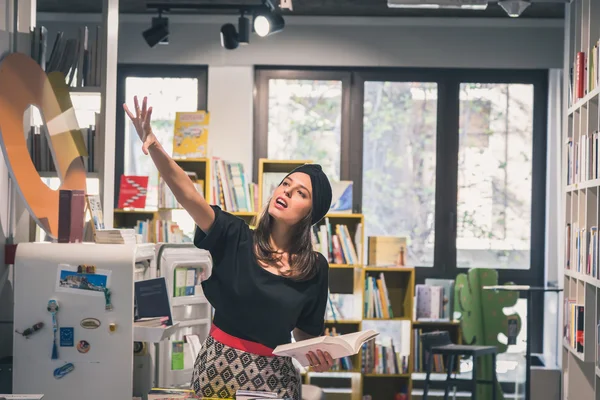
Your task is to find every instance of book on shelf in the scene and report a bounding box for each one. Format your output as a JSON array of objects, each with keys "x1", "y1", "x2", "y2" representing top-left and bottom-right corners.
[
  {"x1": 329, "y1": 180, "x2": 353, "y2": 213},
  {"x1": 33, "y1": 25, "x2": 103, "y2": 87},
  {"x1": 272, "y1": 329, "x2": 379, "y2": 367},
  {"x1": 361, "y1": 335, "x2": 408, "y2": 375},
  {"x1": 94, "y1": 228, "x2": 138, "y2": 244},
  {"x1": 415, "y1": 281, "x2": 455, "y2": 322},
  {"x1": 364, "y1": 272, "x2": 393, "y2": 319},
  {"x1": 367, "y1": 236, "x2": 407, "y2": 267},
  {"x1": 312, "y1": 218, "x2": 362, "y2": 265},
  {"x1": 563, "y1": 299, "x2": 584, "y2": 353},
  {"x1": 118, "y1": 175, "x2": 149, "y2": 209},
  {"x1": 133, "y1": 316, "x2": 169, "y2": 327},
  {"x1": 423, "y1": 279, "x2": 455, "y2": 321},
  {"x1": 211, "y1": 158, "x2": 258, "y2": 213},
  {"x1": 173, "y1": 266, "x2": 209, "y2": 297},
  {"x1": 27, "y1": 121, "x2": 99, "y2": 174},
  {"x1": 565, "y1": 222, "x2": 599, "y2": 279},
  {"x1": 326, "y1": 293, "x2": 355, "y2": 321},
  {"x1": 86, "y1": 194, "x2": 105, "y2": 231},
  {"x1": 159, "y1": 174, "x2": 203, "y2": 209},
  {"x1": 172, "y1": 111, "x2": 209, "y2": 158},
  {"x1": 324, "y1": 327, "x2": 354, "y2": 371},
  {"x1": 132, "y1": 219, "x2": 187, "y2": 244},
  {"x1": 58, "y1": 189, "x2": 85, "y2": 244},
  {"x1": 566, "y1": 132, "x2": 599, "y2": 186}
]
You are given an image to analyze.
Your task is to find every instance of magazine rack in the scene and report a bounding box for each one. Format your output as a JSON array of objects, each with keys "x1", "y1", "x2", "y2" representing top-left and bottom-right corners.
[{"x1": 154, "y1": 244, "x2": 213, "y2": 389}]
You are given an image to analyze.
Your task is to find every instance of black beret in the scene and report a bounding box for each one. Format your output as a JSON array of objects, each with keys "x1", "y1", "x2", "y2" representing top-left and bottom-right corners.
[{"x1": 283, "y1": 164, "x2": 332, "y2": 225}]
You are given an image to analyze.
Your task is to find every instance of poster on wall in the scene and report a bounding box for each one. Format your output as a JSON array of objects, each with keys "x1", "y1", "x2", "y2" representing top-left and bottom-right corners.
[{"x1": 55, "y1": 264, "x2": 111, "y2": 296}]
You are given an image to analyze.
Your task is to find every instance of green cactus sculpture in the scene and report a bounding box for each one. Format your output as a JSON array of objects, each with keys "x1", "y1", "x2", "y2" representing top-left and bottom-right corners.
[{"x1": 454, "y1": 268, "x2": 522, "y2": 400}]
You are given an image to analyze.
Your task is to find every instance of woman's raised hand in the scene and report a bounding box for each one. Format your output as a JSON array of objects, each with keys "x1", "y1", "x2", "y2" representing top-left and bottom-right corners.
[{"x1": 123, "y1": 95, "x2": 157, "y2": 155}]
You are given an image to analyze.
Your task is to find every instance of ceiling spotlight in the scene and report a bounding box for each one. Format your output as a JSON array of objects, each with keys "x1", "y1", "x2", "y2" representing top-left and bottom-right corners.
[
  {"x1": 220, "y1": 23, "x2": 239, "y2": 50},
  {"x1": 238, "y1": 14, "x2": 251, "y2": 45},
  {"x1": 143, "y1": 12, "x2": 169, "y2": 48},
  {"x1": 253, "y1": 11, "x2": 285, "y2": 37},
  {"x1": 498, "y1": 0, "x2": 530, "y2": 17}
]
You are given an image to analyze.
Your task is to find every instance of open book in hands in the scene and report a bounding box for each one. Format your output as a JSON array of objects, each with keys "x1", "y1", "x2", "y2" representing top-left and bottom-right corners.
[{"x1": 273, "y1": 329, "x2": 379, "y2": 367}]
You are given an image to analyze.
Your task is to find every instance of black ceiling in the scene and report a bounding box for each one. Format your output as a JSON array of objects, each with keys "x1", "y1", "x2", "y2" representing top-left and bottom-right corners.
[{"x1": 36, "y1": 0, "x2": 565, "y2": 18}]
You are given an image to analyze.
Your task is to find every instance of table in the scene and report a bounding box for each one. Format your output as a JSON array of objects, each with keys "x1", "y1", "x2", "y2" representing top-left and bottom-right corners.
[{"x1": 483, "y1": 285, "x2": 563, "y2": 400}]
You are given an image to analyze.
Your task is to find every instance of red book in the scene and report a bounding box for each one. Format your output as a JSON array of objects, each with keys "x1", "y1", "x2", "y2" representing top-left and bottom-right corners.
[
  {"x1": 577, "y1": 52, "x2": 585, "y2": 99},
  {"x1": 118, "y1": 175, "x2": 149, "y2": 209}
]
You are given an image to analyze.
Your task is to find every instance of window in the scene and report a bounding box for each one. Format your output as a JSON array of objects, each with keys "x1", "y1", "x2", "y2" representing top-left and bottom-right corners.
[
  {"x1": 253, "y1": 70, "x2": 351, "y2": 184},
  {"x1": 115, "y1": 65, "x2": 208, "y2": 210},
  {"x1": 457, "y1": 83, "x2": 534, "y2": 270},
  {"x1": 267, "y1": 79, "x2": 343, "y2": 181},
  {"x1": 362, "y1": 81, "x2": 438, "y2": 267}
]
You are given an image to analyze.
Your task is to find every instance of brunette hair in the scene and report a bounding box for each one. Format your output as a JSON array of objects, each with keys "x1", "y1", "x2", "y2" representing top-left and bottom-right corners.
[{"x1": 253, "y1": 200, "x2": 319, "y2": 281}]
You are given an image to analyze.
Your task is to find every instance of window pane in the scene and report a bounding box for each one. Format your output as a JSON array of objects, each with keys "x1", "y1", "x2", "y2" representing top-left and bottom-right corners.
[
  {"x1": 124, "y1": 77, "x2": 198, "y2": 209},
  {"x1": 457, "y1": 83, "x2": 533, "y2": 269},
  {"x1": 362, "y1": 82, "x2": 437, "y2": 267},
  {"x1": 267, "y1": 79, "x2": 342, "y2": 181}
]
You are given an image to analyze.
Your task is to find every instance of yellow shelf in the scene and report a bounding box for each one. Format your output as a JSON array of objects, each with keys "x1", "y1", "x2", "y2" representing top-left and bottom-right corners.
[
  {"x1": 364, "y1": 266, "x2": 414, "y2": 273},
  {"x1": 325, "y1": 212, "x2": 363, "y2": 219},
  {"x1": 330, "y1": 264, "x2": 360, "y2": 269},
  {"x1": 172, "y1": 157, "x2": 209, "y2": 163}
]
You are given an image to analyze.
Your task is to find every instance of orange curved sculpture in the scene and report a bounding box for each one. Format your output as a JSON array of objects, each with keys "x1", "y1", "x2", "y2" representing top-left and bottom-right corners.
[{"x1": 0, "y1": 52, "x2": 87, "y2": 239}]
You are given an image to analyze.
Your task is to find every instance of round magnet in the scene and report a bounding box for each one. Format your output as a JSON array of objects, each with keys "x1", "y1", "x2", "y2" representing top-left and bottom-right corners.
[{"x1": 76, "y1": 340, "x2": 90, "y2": 353}]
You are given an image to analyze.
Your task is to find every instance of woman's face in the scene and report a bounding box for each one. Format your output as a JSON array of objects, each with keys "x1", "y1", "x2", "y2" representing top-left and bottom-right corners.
[{"x1": 268, "y1": 172, "x2": 313, "y2": 226}]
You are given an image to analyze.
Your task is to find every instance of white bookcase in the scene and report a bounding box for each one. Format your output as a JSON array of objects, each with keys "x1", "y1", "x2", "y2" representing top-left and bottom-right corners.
[
  {"x1": 154, "y1": 244, "x2": 213, "y2": 388},
  {"x1": 562, "y1": 0, "x2": 600, "y2": 399}
]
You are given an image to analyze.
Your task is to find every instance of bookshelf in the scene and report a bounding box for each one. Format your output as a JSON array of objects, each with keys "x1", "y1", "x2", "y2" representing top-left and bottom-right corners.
[
  {"x1": 563, "y1": 0, "x2": 600, "y2": 399},
  {"x1": 258, "y1": 159, "x2": 414, "y2": 400},
  {"x1": 114, "y1": 157, "x2": 258, "y2": 240},
  {"x1": 24, "y1": 0, "x2": 118, "y2": 241}
]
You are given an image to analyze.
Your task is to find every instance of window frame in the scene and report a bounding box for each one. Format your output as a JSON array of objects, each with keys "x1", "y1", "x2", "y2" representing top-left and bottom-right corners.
[
  {"x1": 254, "y1": 66, "x2": 548, "y2": 353},
  {"x1": 114, "y1": 64, "x2": 208, "y2": 209},
  {"x1": 253, "y1": 68, "x2": 353, "y2": 187}
]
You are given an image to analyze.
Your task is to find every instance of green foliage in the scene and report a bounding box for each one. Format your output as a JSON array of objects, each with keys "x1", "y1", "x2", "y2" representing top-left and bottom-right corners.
[{"x1": 455, "y1": 268, "x2": 521, "y2": 400}]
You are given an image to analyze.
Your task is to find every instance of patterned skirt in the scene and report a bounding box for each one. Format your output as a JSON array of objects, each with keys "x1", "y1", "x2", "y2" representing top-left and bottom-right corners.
[{"x1": 191, "y1": 334, "x2": 302, "y2": 400}]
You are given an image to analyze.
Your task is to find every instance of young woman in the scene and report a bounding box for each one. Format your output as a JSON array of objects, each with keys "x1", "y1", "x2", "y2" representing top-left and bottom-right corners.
[{"x1": 125, "y1": 96, "x2": 334, "y2": 399}]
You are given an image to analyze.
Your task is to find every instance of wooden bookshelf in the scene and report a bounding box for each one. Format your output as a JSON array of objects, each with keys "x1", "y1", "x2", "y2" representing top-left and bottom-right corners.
[
  {"x1": 360, "y1": 267, "x2": 414, "y2": 399},
  {"x1": 562, "y1": 0, "x2": 600, "y2": 399},
  {"x1": 114, "y1": 157, "x2": 258, "y2": 238}
]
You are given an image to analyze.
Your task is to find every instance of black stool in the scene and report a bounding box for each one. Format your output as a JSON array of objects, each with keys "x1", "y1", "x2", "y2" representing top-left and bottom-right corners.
[{"x1": 421, "y1": 331, "x2": 498, "y2": 400}]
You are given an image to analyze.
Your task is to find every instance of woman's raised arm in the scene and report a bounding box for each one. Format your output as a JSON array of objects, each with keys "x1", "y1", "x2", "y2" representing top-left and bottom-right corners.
[{"x1": 123, "y1": 96, "x2": 215, "y2": 232}]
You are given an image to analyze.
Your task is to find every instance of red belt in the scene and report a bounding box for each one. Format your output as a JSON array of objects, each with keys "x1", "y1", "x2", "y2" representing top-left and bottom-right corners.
[{"x1": 210, "y1": 325, "x2": 274, "y2": 357}]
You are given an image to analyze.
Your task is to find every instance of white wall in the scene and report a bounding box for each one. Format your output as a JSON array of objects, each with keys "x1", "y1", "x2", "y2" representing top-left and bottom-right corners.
[{"x1": 207, "y1": 66, "x2": 255, "y2": 178}]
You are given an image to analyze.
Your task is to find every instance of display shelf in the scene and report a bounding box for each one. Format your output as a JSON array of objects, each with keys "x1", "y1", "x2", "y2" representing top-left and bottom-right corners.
[{"x1": 562, "y1": 3, "x2": 600, "y2": 398}]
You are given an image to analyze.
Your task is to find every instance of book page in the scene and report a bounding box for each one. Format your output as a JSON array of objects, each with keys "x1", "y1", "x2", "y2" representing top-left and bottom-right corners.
[{"x1": 339, "y1": 329, "x2": 379, "y2": 352}]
